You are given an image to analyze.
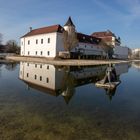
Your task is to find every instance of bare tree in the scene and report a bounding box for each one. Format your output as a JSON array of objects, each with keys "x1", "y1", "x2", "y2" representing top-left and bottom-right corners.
[
  {"x1": 63, "y1": 30, "x2": 78, "y2": 52},
  {"x1": 6, "y1": 40, "x2": 20, "y2": 54},
  {"x1": 99, "y1": 40, "x2": 113, "y2": 58}
]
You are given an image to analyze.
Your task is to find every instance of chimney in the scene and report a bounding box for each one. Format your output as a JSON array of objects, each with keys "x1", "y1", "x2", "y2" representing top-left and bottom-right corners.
[{"x1": 29, "y1": 27, "x2": 32, "y2": 32}]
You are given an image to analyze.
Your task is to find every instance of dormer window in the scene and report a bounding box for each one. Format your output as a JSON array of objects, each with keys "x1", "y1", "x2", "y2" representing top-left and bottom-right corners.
[
  {"x1": 61, "y1": 28, "x2": 63, "y2": 32},
  {"x1": 83, "y1": 36, "x2": 85, "y2": 39}
]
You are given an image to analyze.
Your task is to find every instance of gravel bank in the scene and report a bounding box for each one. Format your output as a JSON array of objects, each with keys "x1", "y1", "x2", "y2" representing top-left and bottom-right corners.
[{"x1": 6, "y1": 56, "x2": 131, "y2": 66}]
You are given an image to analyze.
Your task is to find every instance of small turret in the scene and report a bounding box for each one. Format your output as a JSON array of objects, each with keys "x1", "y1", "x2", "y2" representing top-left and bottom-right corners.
[
  {"x1": 64, "y1": 16, "x2": 76, "y2": 34},
  {"x1": 64, "y1": 16, "x2": 75, "y2": 27}
]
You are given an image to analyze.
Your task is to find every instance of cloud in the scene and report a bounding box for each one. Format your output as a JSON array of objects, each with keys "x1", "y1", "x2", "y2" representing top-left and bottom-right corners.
[{"x1": 91, "y1": 0, "x2": 140, "y2": 27}]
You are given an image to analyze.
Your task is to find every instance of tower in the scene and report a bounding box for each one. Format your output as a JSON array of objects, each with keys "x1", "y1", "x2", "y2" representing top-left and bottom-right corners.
[{"x1": 64, "y1": 16, "x2": 76, "y2": 34}]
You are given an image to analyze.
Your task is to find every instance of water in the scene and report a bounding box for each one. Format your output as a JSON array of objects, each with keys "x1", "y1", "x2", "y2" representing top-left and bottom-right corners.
[{"x1": 0, "y1": 61, "x2": 140, "y2": 140}]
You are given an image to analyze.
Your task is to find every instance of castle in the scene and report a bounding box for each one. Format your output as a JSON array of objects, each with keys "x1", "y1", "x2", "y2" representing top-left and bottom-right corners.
[{"x1": 20, "y1": 17, "x2": 128, "y2": 59}]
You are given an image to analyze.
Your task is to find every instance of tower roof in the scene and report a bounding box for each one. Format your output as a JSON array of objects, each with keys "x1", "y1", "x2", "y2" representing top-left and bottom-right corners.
[{"x1": 64, "y1": 17, "x2": 75, "y2": 27}]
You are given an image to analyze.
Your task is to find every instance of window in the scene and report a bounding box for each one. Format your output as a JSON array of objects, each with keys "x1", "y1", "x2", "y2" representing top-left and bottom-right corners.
[
  {"x1": 48, "y1": 38, "x2": 50, "y2": 43},
  {"x1": 40, "y1": 76, "x2": 42, "y2": 81},
  {"x1": 46, "y1": 77, "x2": 49, "y2": 83},
  {"x1": 21, "y1": 41, "x2": 23, "y2": 45},
  {"x1": 47, "y1": 65, "x2": 49, "y2": 69},
  {"x1": 41, "y1": 51, "x2": 43, "y2": 55},
  {"x1": 28, "y1": 40, "x2": 30, "y2": 45},
  {"x1": 27, "y1": 63, "x2": 29, "y2": 66},
  {"x1": 85, "y1": 45, "x2": 86, "y2": 48},
  {"x1": 41, "y1": 39, "x2": 43, "y2": 44},
  {"x1": 27, "y1": 73, "x2": 29, "y2": 77},
  {"x1": 28, "y1": 51, "x2": 30, "y2": 55},
  {"x1": 35, "y1": 75, "x2": 37, "y2": 79},
  {"x1": 35, "y1": 64, "x2": 37, "y2": 68},
  {"x1": 36, "y1": 39, "x2": 38, "y2": 44},
  {"x1": 48, "y1": 51, "x2": 50, "y2": 56},
  {"x1": 36, "y1": 51, "x2": 37, "y2": 55},
  {"x1": 40, "y1": 65, "x2": 42, "y2": 68}
]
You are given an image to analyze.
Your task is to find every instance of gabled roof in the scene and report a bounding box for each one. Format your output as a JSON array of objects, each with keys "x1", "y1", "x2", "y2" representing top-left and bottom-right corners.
[
  {"x1": 64, "y1": 16, "x2": 75, "y2": 27},
  {"x1": 77, "y1": 32, "x2": 101, "y2": 44},
  {"x1": 21, "y1": 24, "x2": 64, "y2": 38},
  {"x1": 91, "y1": 30, "x2": 115, "y2": 37}
]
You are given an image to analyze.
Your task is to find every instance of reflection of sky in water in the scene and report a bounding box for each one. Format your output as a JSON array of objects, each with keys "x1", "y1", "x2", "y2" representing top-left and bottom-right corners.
[{"x1": 0, "y1": 62, "x2": 139, "y2": 140}]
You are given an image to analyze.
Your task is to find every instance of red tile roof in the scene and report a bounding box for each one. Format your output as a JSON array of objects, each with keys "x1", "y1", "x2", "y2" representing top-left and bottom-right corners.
[
  {"x1": 91, "y1": 30, "x2": 115, "y2": 37},
  {"x1": 77, "y1": 32, "x2": 101, "y2": 44},
  {"x1": 21, "y1": 24, "x2": 64, "y2": 38}
]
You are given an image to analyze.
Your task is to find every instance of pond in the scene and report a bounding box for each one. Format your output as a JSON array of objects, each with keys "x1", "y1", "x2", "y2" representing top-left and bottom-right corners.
[{"x1": 0, "y1": 61, "x2": 140, "y2": 140}]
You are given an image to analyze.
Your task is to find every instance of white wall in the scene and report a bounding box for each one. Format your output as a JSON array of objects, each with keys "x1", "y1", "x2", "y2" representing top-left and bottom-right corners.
[
  {"x1": 20, "y1": 32, "x2": 58, "y2": 58},
  {"x1": 19, "y1": 62, "x2": 65, "y2": 90},
  {"x1": 56, "y1": 33, "x2": 65, "y2": 55},
  {"x1": 132, "y1": 48, "x2": 140, "y2": 54},
  {"x1": 71, "y1": 43, "x2": 105, "y2": 56},
  {"x1": 113, "y1": 46, "x2": 128, "y2": 59}
]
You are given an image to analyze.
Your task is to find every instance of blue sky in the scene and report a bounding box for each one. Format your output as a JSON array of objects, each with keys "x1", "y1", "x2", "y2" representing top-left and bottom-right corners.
[{"x1": 0, "y1": 0, "x2": 140, "y2": 48}]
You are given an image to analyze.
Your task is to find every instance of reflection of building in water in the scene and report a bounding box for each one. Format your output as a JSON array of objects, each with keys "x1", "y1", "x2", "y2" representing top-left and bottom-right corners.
[
  {"x1": 19, "y1": 62, "x2": 129, "y2": 103},
  {"x1": 19, "y1": 62, "x2": 107, "y2": 104},
  {"x1": 70, "y1": 66, "x2": 107, "y2": 86},
  {"x1": 132, "y1": 62, "x2": 140, "y2": 70},
  {"x1": 114, "y1": 63, "x2": 129, "y2": 76},
  {"x1": 19, "y1": 62, "x2": 65, "y2": 96}
]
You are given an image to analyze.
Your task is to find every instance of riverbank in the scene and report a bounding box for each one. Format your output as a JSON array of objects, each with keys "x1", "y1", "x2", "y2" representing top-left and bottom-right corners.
[{"x1": 5, "y1": 55, "x2": 137, "y2": 66}]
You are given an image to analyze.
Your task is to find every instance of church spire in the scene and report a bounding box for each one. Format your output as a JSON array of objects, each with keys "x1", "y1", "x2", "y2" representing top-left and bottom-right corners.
[{"x1": 64, "y1": 16, "x2": 75, "y2": 27}]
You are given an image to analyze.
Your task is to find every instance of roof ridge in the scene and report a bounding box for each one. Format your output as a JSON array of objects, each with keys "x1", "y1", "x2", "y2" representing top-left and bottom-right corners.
[
  {"x1": 21, "y1": 24, "x2": 63, "y2": 38},
  {"x1": 31, "y1": 24, "x2": 61, "y2": 31}
]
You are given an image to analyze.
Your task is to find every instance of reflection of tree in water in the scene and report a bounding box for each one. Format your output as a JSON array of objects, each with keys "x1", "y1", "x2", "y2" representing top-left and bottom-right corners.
[
  {"x1": 0, "y1": 62, "x2": 18, "y2": 78},
  {"x1": 5, "y1": 62, "x2": 18, "y2": 71},
  {"x1": 61, "y1": 71, "x2": 76, "y2": 104},
  {"x1": 0, "y1": 63, "x2": 3, "y2": 78}
]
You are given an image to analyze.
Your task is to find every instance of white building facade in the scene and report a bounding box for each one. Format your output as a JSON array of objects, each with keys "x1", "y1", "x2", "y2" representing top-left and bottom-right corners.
[
  {"x1": 20, "y1": 25, "x2": 64, "y2": 58},
  {"x1": 113, "y1": 46, "x2": 129, "y2": 59},
  {"x1": 132, "y1": 48, "x2": 140, "y2": 58}
]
